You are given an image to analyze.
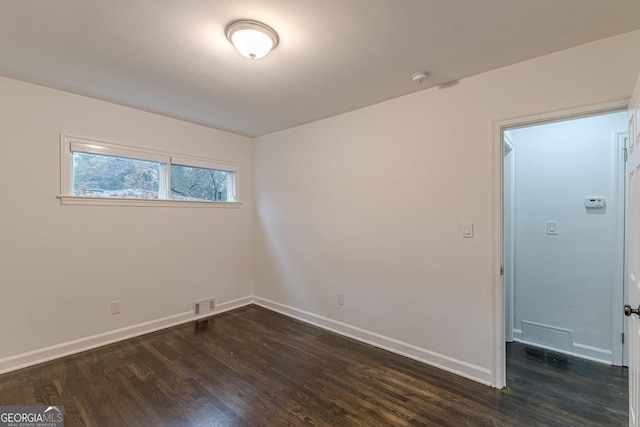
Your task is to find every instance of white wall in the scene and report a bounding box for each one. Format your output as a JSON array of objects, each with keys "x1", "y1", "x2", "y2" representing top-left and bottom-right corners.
[
  {"x1": 507, "y1": 112, "x2": 627, "y2": 363},
  {"x1": 253, "y1": 31, "x2": 640, "y2": 385},
  {"x1": 0, "y1": 76, "x2": 254, "y2": 373}
]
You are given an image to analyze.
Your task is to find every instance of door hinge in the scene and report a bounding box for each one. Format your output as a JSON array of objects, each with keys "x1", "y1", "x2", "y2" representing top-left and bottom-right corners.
[
  {"x1": 500, "y1": 266, "x2": 504, "y2": 276},
  {"x1": 622, "y1": 332, "x2": 625, "y2": 344},
  {"x1": 624, "y1": 147, "x2": 628, "y2": 162}
]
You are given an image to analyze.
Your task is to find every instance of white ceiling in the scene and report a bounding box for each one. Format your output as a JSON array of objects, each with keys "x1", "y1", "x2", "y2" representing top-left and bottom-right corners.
[{"x1": 1, "y1": 1, "x2": 639, "y2": 137}]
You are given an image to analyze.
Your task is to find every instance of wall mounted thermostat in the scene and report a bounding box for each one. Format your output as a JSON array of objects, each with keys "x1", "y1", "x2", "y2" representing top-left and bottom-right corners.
[{"x1": 585, "y1": 197, "x2": 605, "y2": 208}]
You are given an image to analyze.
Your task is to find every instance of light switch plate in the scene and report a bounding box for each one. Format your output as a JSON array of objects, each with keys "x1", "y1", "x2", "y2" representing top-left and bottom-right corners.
[{"x1": 462, "y1": 222, "x2": 474, "y2": 238}]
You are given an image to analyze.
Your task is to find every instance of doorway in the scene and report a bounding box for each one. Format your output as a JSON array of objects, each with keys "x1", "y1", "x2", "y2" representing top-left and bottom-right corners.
[{"x1": 503, "y1": 111, "x2": 627, "y2": 367}]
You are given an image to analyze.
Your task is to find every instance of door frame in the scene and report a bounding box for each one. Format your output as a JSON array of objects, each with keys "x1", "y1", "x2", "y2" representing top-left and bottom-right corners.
[
  {"x1": 616, "y1": 130, "x2": 629, "y2": 367},
  {"x1": 503, "y1": 135, "x2": 515, "y2": 343},
  {"x1": 491, "y1": 97, "x2": 630, "y2": 388}
]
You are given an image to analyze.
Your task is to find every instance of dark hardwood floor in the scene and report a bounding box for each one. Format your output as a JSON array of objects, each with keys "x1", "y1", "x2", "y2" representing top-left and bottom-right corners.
[{"x1": 0, "y1": 305, "x2": 628, "y2": 426}]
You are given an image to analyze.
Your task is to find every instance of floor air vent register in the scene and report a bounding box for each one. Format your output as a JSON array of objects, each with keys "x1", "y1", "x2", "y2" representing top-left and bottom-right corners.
[{"x1": 193, "y1": 297, "x2": 215, "y2": 316}]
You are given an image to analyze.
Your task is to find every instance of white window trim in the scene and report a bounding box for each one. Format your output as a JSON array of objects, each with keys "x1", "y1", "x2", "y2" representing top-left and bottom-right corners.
[
  {"x1": 60, "y1": 134, "x2": 241, "y2": 207},
  {"x1": 56, "y1": 196, "x2": 242, "y2": 208}
]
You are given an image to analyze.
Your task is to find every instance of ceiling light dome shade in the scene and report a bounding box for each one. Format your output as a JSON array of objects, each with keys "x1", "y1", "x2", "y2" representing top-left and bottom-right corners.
[{"x1": 226, "y1": 20, "x2": 279, "y2": 59}]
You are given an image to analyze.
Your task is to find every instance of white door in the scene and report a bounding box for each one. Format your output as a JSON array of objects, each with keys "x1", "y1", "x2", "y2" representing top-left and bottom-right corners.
[{"x1": 626, "y1": 78, "x2": 640, "y2": 426}]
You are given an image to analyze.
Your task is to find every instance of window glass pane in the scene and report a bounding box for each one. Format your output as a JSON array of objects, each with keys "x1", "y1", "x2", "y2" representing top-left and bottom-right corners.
[
  {"x1": 73, "y1": 152, "x2": 160, "y2": 198},
  {"x1": 171, "y1": 165, "x2": 232, "y2": 201}
]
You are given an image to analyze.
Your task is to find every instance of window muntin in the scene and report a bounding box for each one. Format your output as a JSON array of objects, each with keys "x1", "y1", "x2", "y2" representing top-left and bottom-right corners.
[{"x1": 61, "y1": 135, "x2": 239, "y2": 206}]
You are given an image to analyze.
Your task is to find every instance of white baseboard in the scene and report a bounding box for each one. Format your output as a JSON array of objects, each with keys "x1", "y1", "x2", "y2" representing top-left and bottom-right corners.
[
  {"x1": 2, "y1": 295, "x2": 494, "y2": 387},
  {"x1": 0, "y1": 296, "x2": 253, "y2": 375},
  {"x1": 253, "y1": 297, "x2": 492, "y2": 386}
]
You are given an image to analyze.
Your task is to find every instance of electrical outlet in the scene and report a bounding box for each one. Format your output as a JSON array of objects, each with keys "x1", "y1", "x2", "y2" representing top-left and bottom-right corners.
[
  {"x1": 111, "y1": 301, "x2": 121, "y2": 315},
  {"x1": 337, "y1": 292, "x2": 345, "y2": 306}
]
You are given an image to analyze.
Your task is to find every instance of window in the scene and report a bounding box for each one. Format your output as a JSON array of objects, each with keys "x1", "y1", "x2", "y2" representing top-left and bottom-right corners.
[
  {"x1": 60, "y1": 135, "x2": 239, "y2": 207},
  {"x1": 170, "y1": 165, "x2": 232, "y2": 202},
  {"x1": 73, "y1": 152, "x2": 161, "y2": 198}
]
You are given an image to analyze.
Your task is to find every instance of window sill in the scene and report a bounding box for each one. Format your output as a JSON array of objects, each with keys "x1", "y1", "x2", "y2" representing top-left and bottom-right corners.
[{"x1": 57, "y1": 195, "x2": 242, "y2": 208}]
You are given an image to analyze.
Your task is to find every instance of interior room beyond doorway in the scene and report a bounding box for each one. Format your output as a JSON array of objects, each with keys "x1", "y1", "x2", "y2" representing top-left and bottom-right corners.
[{"x1": 503, "y1": 110, "x2": 627, "y2": 365}]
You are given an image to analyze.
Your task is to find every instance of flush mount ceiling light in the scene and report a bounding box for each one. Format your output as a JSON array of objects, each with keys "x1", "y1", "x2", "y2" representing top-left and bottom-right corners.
[{"x1": 225, "y1": 19, "x2": 279, "y2": 59}]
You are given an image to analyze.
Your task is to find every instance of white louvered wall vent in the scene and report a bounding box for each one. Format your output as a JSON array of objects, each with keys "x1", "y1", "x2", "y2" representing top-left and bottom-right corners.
[
  {"x1": 522, "y1": 321, "x2": 573, "y2": 350},
  {"x1": 193, "y1": 297, "x2": 216, "y2": 316}
]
